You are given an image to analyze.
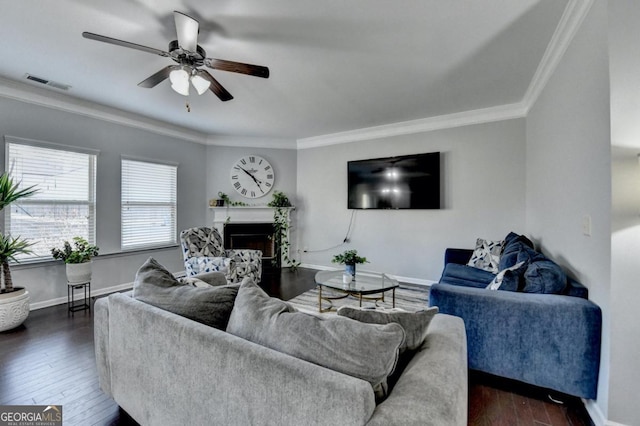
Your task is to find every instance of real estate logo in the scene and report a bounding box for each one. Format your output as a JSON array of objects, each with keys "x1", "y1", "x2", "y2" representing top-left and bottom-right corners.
[{"x1": 0, "y1": 405, "x2": 62, "y2": 426}]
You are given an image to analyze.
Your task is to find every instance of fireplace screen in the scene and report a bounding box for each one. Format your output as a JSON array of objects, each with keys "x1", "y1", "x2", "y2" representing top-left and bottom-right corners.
[{"x1": 224, "y1": 223, "x2": 275, "y2": 260}]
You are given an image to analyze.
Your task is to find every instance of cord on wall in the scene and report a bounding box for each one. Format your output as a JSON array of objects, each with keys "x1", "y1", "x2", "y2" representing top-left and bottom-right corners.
[{"x1": 303, "y1": 210, "x2": 356, "y2": 253}]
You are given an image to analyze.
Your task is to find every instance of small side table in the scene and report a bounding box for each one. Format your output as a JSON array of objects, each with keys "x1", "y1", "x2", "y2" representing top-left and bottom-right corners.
[{"x1": 67, "y1": 281, "x2": 91, "y2": 314}]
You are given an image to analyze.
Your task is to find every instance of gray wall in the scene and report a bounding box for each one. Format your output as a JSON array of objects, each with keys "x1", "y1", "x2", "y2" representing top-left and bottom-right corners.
[
  {"x1": 205, "y1": 139, "x2": 298, "y2": 227},
  {"x1": 296, "y1": 119, "x2": 527, "y2": 283},
  {"x1": 0, "y1": 97, "x2": 208, "y2": 306},
  {"x1": 525, "y1": 1, "x2": 611, "y2": 420},
  {"x1": 608, "y1": 1, "x2": 640, "y2": 425}
]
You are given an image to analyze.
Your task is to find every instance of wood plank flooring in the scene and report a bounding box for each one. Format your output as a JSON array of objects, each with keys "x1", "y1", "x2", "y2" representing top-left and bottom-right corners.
[{"x1": 0, "y1": 268, "x2": 593, "y2": 425}]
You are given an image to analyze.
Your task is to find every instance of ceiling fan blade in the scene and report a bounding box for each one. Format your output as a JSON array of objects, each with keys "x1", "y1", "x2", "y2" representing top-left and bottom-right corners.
[
  {"x1": 197, "y1": 70, "x2": 233, "y2": 102},
  {"x1": 137, "y1": 66, "x2": 178, "y2": 88},
  {"x1": 174, "y1": 11, "x2": 199, "y2": 52},
  {"x1": 82, "y1": 32, "x2": 169, "y2": 57},
  {"x1": 205, "y1": 58, "x2": 269, "y2": 79}
]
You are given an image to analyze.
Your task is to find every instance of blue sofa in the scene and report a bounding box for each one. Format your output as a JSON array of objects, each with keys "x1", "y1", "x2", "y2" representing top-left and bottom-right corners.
[{"x1": 428, "y1": 233, "x2": 601, "y2": 399}]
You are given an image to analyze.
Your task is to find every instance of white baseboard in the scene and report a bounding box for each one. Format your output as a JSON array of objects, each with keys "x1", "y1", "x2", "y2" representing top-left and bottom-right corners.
[
  {"x1": 298, "y1": 263, "x2": 436, "y2": 287},
  {"x1": 584, "y1": 399, "x2": 606, "y2": 426},
  {"x1": 29, "y1": 282, "x2": 134, "y2": 311},
  {"x1": 583, "y1": 397, "x2": 631, "y2": 426},
  {"x1": 28, "y1": 270, "x2": 189, "y2": 311}
]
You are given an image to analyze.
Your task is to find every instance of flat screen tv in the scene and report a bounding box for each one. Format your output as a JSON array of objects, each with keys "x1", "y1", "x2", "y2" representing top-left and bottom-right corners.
[{"x1": 348, "y1": 152, "x2": 440, "y2": 209}]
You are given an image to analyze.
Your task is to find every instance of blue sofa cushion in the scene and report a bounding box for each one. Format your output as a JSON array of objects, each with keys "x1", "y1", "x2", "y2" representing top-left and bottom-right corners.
[
  {"x1": 523, "y1": 259, "x2": 567, "y2": 294},
  {"x1": 504, "y1": 231, "x2": 534, "y2": 248},
  {"x1": 439, "y1": 263, "x2": 495, "y2": 288},
  {"x1": 499, "y1": 238, "x2": 540, "y2": 271},
  {"x1": 487, "y1": 261, "x2": 528, "y2": 292}
]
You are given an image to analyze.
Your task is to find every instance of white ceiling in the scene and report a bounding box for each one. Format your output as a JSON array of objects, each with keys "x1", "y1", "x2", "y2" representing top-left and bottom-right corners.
[{"x1": 0, "y1": 0, "x2": 570, "y2": 142}]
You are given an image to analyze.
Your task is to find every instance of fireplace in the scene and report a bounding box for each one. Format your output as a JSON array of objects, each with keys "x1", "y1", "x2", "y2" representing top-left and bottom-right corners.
[{"x1": 224, "y1": 223, "x2": 279, "y2": 274}]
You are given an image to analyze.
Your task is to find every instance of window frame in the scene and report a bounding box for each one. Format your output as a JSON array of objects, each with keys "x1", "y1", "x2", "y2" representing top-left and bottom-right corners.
[
  {"x1": 4, "y1": 136, "x2": 98, "y2": 262},
  {"x1": 120, "y1": 156, "x2": 178, "y2": 251}
]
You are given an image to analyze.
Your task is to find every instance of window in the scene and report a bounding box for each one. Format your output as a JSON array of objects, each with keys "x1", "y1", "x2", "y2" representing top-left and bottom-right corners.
[
  {"x1": 121, "y1": 158, "x2": 177, "y2": 250},
  {"x1": 5, "y1": 139, "x2": 97, "y2": 261}
]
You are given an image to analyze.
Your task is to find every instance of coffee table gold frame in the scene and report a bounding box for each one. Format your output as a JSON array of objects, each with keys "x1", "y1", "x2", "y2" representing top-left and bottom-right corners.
[{"x1": 314, "y1": 270, "x2": 399, "y2": 313}]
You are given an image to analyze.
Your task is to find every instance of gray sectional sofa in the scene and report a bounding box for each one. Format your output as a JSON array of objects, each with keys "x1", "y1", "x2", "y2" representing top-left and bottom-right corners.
[{"x1": 95, "y1": 291, "x2": 468, "y2": 426}]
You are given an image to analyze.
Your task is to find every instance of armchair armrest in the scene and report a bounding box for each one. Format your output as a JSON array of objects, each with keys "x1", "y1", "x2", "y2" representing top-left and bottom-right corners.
[
  {"x1": 223, "y1": 249, "x2": 263, "y2": 283},
  {"x1": 429, "y1": 283, "x2": 601, "y2": 399},
  {"x1": 444, "y1": 248, "x2": 473, "y2": 266}
]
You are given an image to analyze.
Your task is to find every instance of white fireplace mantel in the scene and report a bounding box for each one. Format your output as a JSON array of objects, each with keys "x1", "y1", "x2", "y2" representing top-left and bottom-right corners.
[{"x1": 210, "y1": 206, "x2": 293, "y2": 233}]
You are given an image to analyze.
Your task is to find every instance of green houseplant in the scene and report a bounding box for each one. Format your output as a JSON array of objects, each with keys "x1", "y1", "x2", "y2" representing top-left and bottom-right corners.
[
  {"x1": 0, "y1": 172, "x2": 38, "y2": 331},
  {"x1": 332, "y1": 249, "x2": 368, "y2": 276},
  {"x1": 51, "y1": 237, "x2": 99, "y2": 284},
  {"x1": 267, "y1": 191, "x2": 299, "y2": 269}
]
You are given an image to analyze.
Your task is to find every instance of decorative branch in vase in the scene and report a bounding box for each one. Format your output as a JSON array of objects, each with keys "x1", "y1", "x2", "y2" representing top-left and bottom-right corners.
[{"x1": 267, "y1": 191, "x2": 300, "y2": 270}]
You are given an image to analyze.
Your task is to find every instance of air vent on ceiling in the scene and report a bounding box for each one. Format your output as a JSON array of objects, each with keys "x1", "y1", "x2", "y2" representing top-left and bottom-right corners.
[{"x1": 24, "y1": 73, "x2": 71, "y2": 91}]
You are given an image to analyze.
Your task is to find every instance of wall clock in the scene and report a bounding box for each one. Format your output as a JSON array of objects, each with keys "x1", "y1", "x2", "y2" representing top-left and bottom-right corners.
[{"x1": 230, "y1": 155, "x2": 275, "y2": 198}]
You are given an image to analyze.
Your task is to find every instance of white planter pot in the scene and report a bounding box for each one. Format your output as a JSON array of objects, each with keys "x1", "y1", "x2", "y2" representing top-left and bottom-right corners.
[
  {"x1": 66, "y1": 261, "x2": 92, "y2": 284},
  {"x1": 0, "y1": 288, "x2": 30, "y2": 332}
]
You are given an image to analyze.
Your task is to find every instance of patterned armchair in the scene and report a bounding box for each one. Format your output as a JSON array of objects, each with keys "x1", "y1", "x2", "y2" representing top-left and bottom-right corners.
[{"x1": 180, "y1": 227, "x2": 262, "y2": 283}]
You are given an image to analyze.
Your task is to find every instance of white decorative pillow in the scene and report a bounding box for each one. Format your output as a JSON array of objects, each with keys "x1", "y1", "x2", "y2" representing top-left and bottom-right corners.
[
  {"x1": 487, "y1": 261, "x2": 525, "y2": 290},
  {"x1": 467, "y1": 238, "x2": 505, "y2": 273}
]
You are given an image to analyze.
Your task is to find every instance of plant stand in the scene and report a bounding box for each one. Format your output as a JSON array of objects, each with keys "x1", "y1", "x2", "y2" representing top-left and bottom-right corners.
[{"x1": 67, "y1": 281, "x2": 91, "y2": 315}]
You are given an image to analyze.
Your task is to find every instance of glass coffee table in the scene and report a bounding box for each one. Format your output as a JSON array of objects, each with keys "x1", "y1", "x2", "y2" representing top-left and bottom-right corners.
[{"x1": 314, "y1": 270, "x2": 400, "y2": 313}]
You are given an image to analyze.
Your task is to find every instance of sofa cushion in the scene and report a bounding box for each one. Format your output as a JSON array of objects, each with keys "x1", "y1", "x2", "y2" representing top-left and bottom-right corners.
[
  {"x1": 132, "y1": 257, "x2": 239, "y2": 330},
  {"x1": 466, "y1": 238, "x2": 504, "y2": 273},
  {"x1": 486, "y1": 261, "x2": 526, "y2": 291},
  {"x1": 499, "y1": 234, "x2": 537, "y2": 271},
  {"x1": 226, "y1": 280, "x2": 405, "y2": 391},
  {"x1": 336, "y1": 306, "x2": 438, "y2": 352},
  {"x1": 522, "y1": 259, "x2": 567, "y2": 294},
  {"x1": 439, "y1": 263, "x2": 496, "y2": 288}
]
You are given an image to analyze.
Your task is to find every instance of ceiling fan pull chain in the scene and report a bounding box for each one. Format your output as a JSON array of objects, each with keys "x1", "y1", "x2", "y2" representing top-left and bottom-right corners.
[{"x1": 185, "y1": 99, "x2": 191, "y2": 112}]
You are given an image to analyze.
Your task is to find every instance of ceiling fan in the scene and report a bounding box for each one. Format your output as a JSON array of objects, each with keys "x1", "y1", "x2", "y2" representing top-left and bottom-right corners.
[{"x1": 82, "y1": 11, "x2": 269, "y2": 102}]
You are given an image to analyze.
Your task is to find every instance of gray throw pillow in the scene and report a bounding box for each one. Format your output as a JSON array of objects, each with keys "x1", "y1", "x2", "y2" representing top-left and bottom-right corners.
[
  {"x1": 133, "y1": 257, "x2": 239, "y2": 330},
  {"x1": 336, "y1": 306, "x2": 438, "y2": 352},
  {"x1": 226, "y1": 280, "x2": 405, "y2": 391}
]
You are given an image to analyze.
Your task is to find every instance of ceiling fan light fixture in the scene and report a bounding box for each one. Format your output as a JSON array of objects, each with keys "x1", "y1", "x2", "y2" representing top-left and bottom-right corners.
[
  {"x1": 191, "y1": 74, "x2": 211, "y2": 95},
  {"x1": 169, "y1": 68, "x2": 190, "y2": 96}
]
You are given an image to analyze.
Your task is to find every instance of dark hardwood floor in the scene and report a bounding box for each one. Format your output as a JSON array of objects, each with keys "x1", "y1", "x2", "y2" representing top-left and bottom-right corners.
[{"x1": 0, "y1": 267, "x2": 592, "y2": 425}]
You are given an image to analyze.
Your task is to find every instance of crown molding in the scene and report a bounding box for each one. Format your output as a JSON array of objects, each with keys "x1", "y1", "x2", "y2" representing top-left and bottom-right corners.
[
  {"x1": 296, "y1": 0, "x2": 591, "y2": 150},
  {"x1": 296, "y1": 102, "x2": 527, "y2": 149},
  {"x1": 522, "y1": 0, "x2": 594, "y2": 112},
  {"x1": 206, "y1": 135, "x2": 297, "y2": 149},
  {"x1": 0, "y1": 76, "x2": 207, "y2": 144},
  {"x1": 0, "y1": 0, "x2": 591, "y2": 151}
]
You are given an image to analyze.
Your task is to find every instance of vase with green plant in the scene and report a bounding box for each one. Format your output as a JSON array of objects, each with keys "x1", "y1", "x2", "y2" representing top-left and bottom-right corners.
[
  {"x1": 51, "y1": 237, "x2": 99, "y2": 284},
  {"x1": 217, "y1": 191, "x2": 248, "y2": 207},
  {"x1": 267, "y1": 191, "x2": 299, "y2": 270},
  {"x1": 0, "y1": 172, "x2": 38, "y2": 331},
  {"x1": 332, "y1": 249, "x2": 368, "y2": 276}
]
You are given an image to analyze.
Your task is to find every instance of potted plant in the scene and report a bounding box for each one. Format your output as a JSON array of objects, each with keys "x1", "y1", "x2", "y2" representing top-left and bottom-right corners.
[
  {"x1": 267, "y1": 191, "x2": 299, "y2": 269},
  {"x1": 51, "y1": 237, "x2": 99, "y2": 284},
  {"x1": 0, "y1": 172, "x2": 38, "y2": 331},
  {"x1": 332, "y1": 249, "x2": 368, "y2": 276}
]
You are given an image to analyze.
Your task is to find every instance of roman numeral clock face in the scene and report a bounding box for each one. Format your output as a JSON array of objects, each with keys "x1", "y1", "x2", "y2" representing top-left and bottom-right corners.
[{"x1": 230, "y1": 155, "x2": 275, "y2": 199}]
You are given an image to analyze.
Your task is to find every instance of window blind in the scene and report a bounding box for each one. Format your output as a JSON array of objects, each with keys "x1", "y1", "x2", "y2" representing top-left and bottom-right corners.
[
  {"x1": 121, "y1": 159, "x2": 177, "y2": 250},
  {"x1": 5, "y1": 141, "x2": 97, "y2": 261}
]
